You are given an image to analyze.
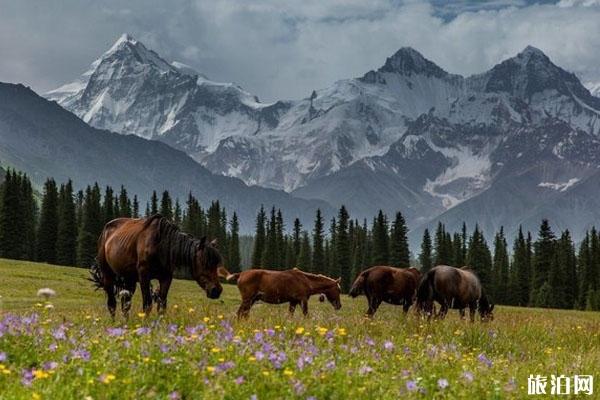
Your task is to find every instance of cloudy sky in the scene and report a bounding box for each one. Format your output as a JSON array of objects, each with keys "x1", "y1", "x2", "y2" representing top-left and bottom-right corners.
[{"x1": 1, "y1": 0, "x2": 599, "y2": 101}]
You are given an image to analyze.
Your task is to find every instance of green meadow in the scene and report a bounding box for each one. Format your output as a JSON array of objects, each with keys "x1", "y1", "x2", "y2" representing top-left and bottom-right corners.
[{"x1": 0, "y1": 259, "x2": 599, "y2": 399}]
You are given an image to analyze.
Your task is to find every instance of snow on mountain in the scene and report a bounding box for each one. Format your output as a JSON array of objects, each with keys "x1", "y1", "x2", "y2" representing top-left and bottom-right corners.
[{"x1": 48, "y1": 36, "x2": 600, "y2": 242}]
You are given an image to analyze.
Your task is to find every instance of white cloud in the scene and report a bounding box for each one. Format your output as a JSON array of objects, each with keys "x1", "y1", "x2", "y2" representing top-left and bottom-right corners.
[{"x1": 0, "y1": 0, "x2": 599, "y2": 101}]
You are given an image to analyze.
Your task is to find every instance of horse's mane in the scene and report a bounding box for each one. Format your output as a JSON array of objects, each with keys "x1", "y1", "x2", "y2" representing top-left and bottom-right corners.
[
  {"x1": 148, "y1": 214, "x2": 221, "y2": 273},
  {"x1": 294, "y1": 269, "x2": 337, "y2": 283}
]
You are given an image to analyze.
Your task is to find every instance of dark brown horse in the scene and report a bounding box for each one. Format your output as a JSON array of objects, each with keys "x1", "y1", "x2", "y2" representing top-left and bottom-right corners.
[
  {"x1": 226, "y1": 268, "x2": 342, "y2": 318},
  {"x1": 92, "y1": 214, "x2": 224, "y2": 318},
  {"x1": 416, "y1": 265, "x2": 494, "y2": 322},
  {"x1": 349, "y1": 266, "x2": 421, "y2": 317}
]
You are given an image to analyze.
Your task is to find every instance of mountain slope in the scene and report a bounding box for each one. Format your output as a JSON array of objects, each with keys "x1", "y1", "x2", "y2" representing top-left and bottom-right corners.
[{"x1": 0, "y1": 82, "x2": 333, "y2": 232}]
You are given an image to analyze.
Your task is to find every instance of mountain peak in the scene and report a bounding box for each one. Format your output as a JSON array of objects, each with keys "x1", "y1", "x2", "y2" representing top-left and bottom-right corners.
[
  {"x1": 96, "y1": 34, "x2": 175, "y2": 74},
  {"x1": 105, "y1": 33, "x2": 138, "y2": 54},
  {"x1": 378, "y1": 47, "x2": 448, "y2": 78}
]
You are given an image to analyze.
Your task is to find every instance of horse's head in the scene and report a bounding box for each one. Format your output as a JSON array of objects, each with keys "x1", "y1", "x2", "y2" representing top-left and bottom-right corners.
[
  {"x1": 193, "y1": 238, "x2": 223, "y2": 299},
  {"x1": 323, "y1": 277, "x2": 342, "y2": 310},
  {"x1": 478, "y1": 292, "x2": 495, "y2": 322},
  {"x1": 349, "y1": 271, "x2": 367, "y2": 298}
]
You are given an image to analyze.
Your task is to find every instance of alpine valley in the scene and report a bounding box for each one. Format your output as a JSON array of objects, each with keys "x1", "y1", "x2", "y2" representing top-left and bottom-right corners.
[{"x1": 46, "y1": 34, "x2": 600, "y2": 244}]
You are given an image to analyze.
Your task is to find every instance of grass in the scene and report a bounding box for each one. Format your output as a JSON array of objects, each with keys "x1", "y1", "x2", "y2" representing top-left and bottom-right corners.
[{"x1": 0, "y1": 258, "x2": 599, "y2": 399}]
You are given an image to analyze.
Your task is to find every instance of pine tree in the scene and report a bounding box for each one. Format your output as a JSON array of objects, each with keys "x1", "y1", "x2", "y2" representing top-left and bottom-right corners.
[
  {"x1": 550, "y1": 230, "x2": 576, "y2": 309},
  {"x1": 298, "y1": 231, "x2": 312, "y2": 272},
  {"x1": 389, "y1": 211, "x2": 410, "y2": 267},
  {"x1": 173, "y1": 200, "x2": 182, "y2": 226},
  {"x1": 434, "y1": 222, "x2": 453, "y2": 265},
  {"x1": 511, "y1": 227, "x2": 531, "y2": 306},
  {"x1": 0, "y1": 170, "x2": 25, "y2": 259},
  {"x1": 150, "y1": 191, "x2": 158, "y2": 215},
  {"x1": 77, "y1": 184, "x2": 103, "y2": 267},
  {"x1": 160, "y1": 190, "x2": 173, "y2": 220},
  {"x1": 452, "y1": 233, "x2": 464, "y2": 267},
  {"x1": 20, "y1": 174, "x2": 37, "y2": 260},
  {"x1": 312, "y1": 209, "x2": 325, "y2": 274},
  {"x1": 335, "y1": 206, "x2": 351, "y2": 291},
  {"x1": 103, "y1": 186, "x2": 115, "y2": 223},
  {"x1": 261, "y1": 207, "x2": 279, "y2": 269},
  {"x1": 292, "y1": 218, "x2": 302, "y2": 263},
  {"x1": 531, "y1": 219, "x2": 555, "y2": 306},
  {"x1": 492, "y1": 228, "x2": 509, "y2": 304},
  {"x1": 118, "y1": 186, "x2": 132, "y2": 217},
  {"x1": 251, "y1": 206, "x2": 266, "y2": 268},
  {"x1": 275, "y1": 210, "x2": 285, "y2": 267},
  {"x1": 132, "y1": 195, "x2": 140, "y2": 218},
  {"x1": 36, "y1": 178, "x2": 59, "y2": 264},
  {"x1": 371, "y1": 210, "x2": 389, "y2": 265},
  {"x1": 56, "y1": 180, "x2": 77, "y2": 266},
  {"x1": 228, "y1": 212, "x2": 241, "y2": 273},
  {"x1": 419, "y1": 229, "x2": 433, "y2": 273},
  {"x1": 329, "y1": 218, "x2": 337, "y2": 276},
  {"x1": 466, "y1": 225, "x2": 492, "y2": 290}
]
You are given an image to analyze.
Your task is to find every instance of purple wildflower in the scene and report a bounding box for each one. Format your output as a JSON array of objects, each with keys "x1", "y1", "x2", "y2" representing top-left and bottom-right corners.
[
  {"x1": 0, "y1": 352, "x2": 6, "y2": 362},
  {"x1": 293, "y1": 380, "x2": 305, "y2": 395},
  {"x1": 135, "y1": 327, "x2": 151, "y2": 336},
  {"x1": 161, "y1": 357, "x2": 175, "y2": 364},
  {"x1": 167, "y1": 324, "x2": 178, "y2": 334},
  {"x1": 107, "y1": 327, "x2": 125, "y2": 337},
  {"x1": 478, "y1": 353, "x2": 493, "y2": 368},
  {"x1": 254, "y1": 350, "x2": 265, "y2": 361},
  {"x1": 365, "y1": 337, "x2": 375, "y2": 346},
  {"x1": 70, "y1": 349, "x2": 91, "y2": 362},
  {"x1": 462, "y1": 371, "x2": 474, "y2": 383},
  {"x1": 403, "y1": 346, "x2": 411, "y2": 355},
  {"x1": 160, "y1": 344, "x2": 170, "y2": 353},
  {"x1": 437, "y1": 378, "x2": 449, "y2": 389},
  {"x1": 325, "y1": 360, "x2": 336, "y2": 370},
  {"x1": 383, "y1": 341, "x2": 394, "y2": 351},
  {"x1": 254, "y1": 332, "x2": 264, "y2": 342},
  {"x1": 235, "y1": 376, "x2": 245, "y2": 385},
  {"x1": 52, "y1": 325, "x2": 67, "y2": 340},
  {"x1": 21, "y1": 369, "x2": 34, "y2": 386},
  {"x1": 250, "y1": 395, "x2": 258, "y2": 400},
  {"x1": 216, "y1": 361, "x2": 235, "y2": 373},
  {"x1": 406, "y1": 380, "x2": 417, "y2": 391},
  {"x1": 43, "y1": 361, "x2": 58, "y2": 370},
  {"x1": 168, "y1": 391, "x2": 181, "y2": 400},
  {"x1": 358, "y1": 365, "x2": 373, "y2": 375}
]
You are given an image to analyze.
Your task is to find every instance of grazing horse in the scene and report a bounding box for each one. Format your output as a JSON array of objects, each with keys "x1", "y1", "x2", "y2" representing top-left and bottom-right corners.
[
  {"x1": 348, "y1": 266, "x2": 421, "y2": 317},
  {"x1": 416, "y1": 265, "x2": 494, "y2": 322},
  {"x1": 92, "y1": 214, "x2": 224, "y2": 318},
  {"x1": 226, "y1": 268, "x2": 342, "y2": 318}
]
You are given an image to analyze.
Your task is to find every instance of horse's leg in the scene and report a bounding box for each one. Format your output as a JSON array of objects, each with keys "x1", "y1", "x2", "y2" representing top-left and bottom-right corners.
[
  {"x1": 468, "y1": 301, "x2": 477, "y2": 323},
  {"x1": 120, "y1": 280, "x2": 136, "y2": 320},
  {"x1": 104, "y1": 277, "x2": 117, "y2": 321},
  {"x1": 301, "y1": 299, "x2": 309, "y2": 317},
  {"x1": 288, "y1": 301, "x2": 298, "y2": 316},
  {"x1": 237, "y1": 298, "x2": 253, "y2": 319},
  {"x1": 403, "y1": 296, "x2": 413, "y2": 314},
  {"x1": 157, "y1": 276, "x2": 173, "y2": 314},
  {"x1": 367, "y1": 297, "x2": 381, "y2": 318},
  {"x1": 459, "y1": 308, "x2": 466, "y2": 320},
  {"x1": 138, "y1": 264, "x2": 153, "y2": 315},
  {"x1": 438, "y1": 298, "x2": 449, "y2": 320}
]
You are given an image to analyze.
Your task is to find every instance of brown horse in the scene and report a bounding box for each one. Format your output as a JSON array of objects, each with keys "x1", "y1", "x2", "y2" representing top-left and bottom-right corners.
[
  {"x1": 92, "y1": 214, "x2": 224, "y2": 318},
  {"x1": 416, "y1": 265, "x2": 494, "y2": 322},
  {"x1": 348, "y1": 266, "x2": 421, "y2": 317},
  {"x1": 226, "y1": 268, "x2": 342, "y2": 318}
]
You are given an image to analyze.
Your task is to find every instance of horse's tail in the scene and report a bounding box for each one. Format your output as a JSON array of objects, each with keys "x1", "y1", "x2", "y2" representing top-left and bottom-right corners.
[
  {"x1": 416, "y1": 268, "x2": 436, "y2": 305},
  {"x1": 88, "y1": 259, "x2": 104, "y2": 290},
  {"x1": 225, "y1": 272, "x2": 241, "y2": 283},
  {"x1": 349, "y1": 269, "x2": 369, "y2": 298}
]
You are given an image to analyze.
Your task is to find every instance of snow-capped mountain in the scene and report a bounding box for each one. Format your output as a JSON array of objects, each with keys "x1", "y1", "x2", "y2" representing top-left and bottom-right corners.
[{"x1": 48, "y1": 35, "x2": 600, "y2": 243}]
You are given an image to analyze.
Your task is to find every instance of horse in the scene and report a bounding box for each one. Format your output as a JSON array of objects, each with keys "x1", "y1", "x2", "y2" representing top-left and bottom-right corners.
[
  {"x1": 91, "y1": 214, "x2": 224, "y2": 319},
  {"x1": 225, "y1": 268, "x2": 342, "y2": 318},
  {"x1": 348, "y1": 266, "x2": 421, "y2": 317},
  {"x1": 416, "y1": 265, "x2": 494, "y2": 322}
]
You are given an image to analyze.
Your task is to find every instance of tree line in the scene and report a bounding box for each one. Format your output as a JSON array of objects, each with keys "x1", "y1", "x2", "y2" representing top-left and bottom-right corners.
[
  {"x1": 1, "y1": 168, "x2": 599, "y2": 310},
  {"x1": 0, "y1": 170, "x2": 241, "y2": 278}
]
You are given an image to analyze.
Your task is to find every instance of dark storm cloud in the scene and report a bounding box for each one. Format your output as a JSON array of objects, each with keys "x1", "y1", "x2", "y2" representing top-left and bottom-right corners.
[{"x1": 1, "y1": 0, "x2": 599, "y2": 101}]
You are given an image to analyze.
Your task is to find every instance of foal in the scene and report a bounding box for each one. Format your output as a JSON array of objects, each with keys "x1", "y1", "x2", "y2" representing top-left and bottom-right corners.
[{"x1": 227, "y1": 268, "x2": 342, "y2": 318}]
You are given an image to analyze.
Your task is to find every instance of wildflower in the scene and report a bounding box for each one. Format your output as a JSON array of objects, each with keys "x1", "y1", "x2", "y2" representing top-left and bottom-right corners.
[
  {"x1": 211, "y1": 347, "x2": 221, "y2": 353},
  {"x1": 254, "y1": 351, "x2": 265, "y2": 361},
  {"x1": 462, "y1": 371, "x2": 474, "y2": 383},
  {"x1": 295, "y1": 327, "x2": 305, "y2": 335},
  {"x1": 206, "y1": 366, "x2": 215, "y2": 373},
  {"x1": 70, "y1": 349, "x2": 91, "y2": 362},
  {"x1": 0, "y1": 352, "x2": 6, "y2": 362},
  {"x1": 203, "y1": 316, "x2": 210, "y2": 322},
  {"x1": 106, "y1": 327, "x2": 126, "y2": 337},
  {"x1": 437, "y1": 378, "x2": 449, "y2": 389},
  {"x1": 292, "y1": 379, "x2": 304, "y2": 395},
  {"x1": 98, "y1": 373, "x2": 116, "y2": 384},
  {"x1": 358, "y1": 365, "x2": 373, "y2": 375},
  {"x1": 477, "y1": 353, "x2": 493, "y2": 368},
  {"x1": 33, "y1": 369, "x2": 50, "y2": 379},
  {"x1": 283, "y1": 369, "x2": 294, "y2": 376},
  {"x1": 42, "y1": 361, "x2": 58, "y2": 371},
  {"x1": 21, "y1": 369, "x2": 34, "y2": 386},
  {"x1": 337, "y1": 328, "x2": 347, "y2": 336},
  {"x1": 137, "y1": 312, "x2": 146, "y2": 318},
  {"x1": 216, "y1": 361, "x2": 235, "y2": 373},
  {"x1": 44, "y1": 304, "x2": 54, "y2": 310},
  {"x1": 135, "y1": 327, "x2": 151, "y2": 336},
  {"x1": 234, "y1": 376, "x2": 245, "y2": 385},
  {"x1": 168, "y1": 391, "x2": 181, "y2": 400},
  {"x1": 406, "y1": 380, "x2": 417, "y2": 391},
  {"x1": 383, "y1": 341, "x2": 394, "y2": 351},
  {"x1": 316, "y1": 327, "x2": 328, "y2": 336},
  {"x1": 37, "y1": 288, "x2": 56, "y2": 300}
]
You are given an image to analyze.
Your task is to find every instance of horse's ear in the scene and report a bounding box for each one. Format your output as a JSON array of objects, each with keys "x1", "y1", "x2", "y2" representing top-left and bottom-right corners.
[
  {"x1": 335, "y1": 277, "x2": 341, "y2": 283},
  {"x1": 199, "y1": 236, "x2": 207, "y2": 247},
  {"x1": 210, "y1": 238, "x2": 218, "y2": 247}
]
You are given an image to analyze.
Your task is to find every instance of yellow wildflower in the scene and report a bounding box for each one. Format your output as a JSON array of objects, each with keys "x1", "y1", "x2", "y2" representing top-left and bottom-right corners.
[
  {"x1": 211, "y1": 347, "x2": 221, "y2": 353},
  {"x1": 283, "y1": 369, "x2": 294, "y2": 376},
  {"x1": 295, "y1": 327, "x2": 305, "y2": 335},
  {"x1": 33, "y1": 370, "x2": 49, "y2": 379},
  {"x1": 137, "y1": 312, "x2": 146, "y2": 318},
  {"x1": 206, "y1": 366, "x2": 215, "y2": 373},
  {"x1": 203, "y1": 316, "x2": 210, "y2": 322}
]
